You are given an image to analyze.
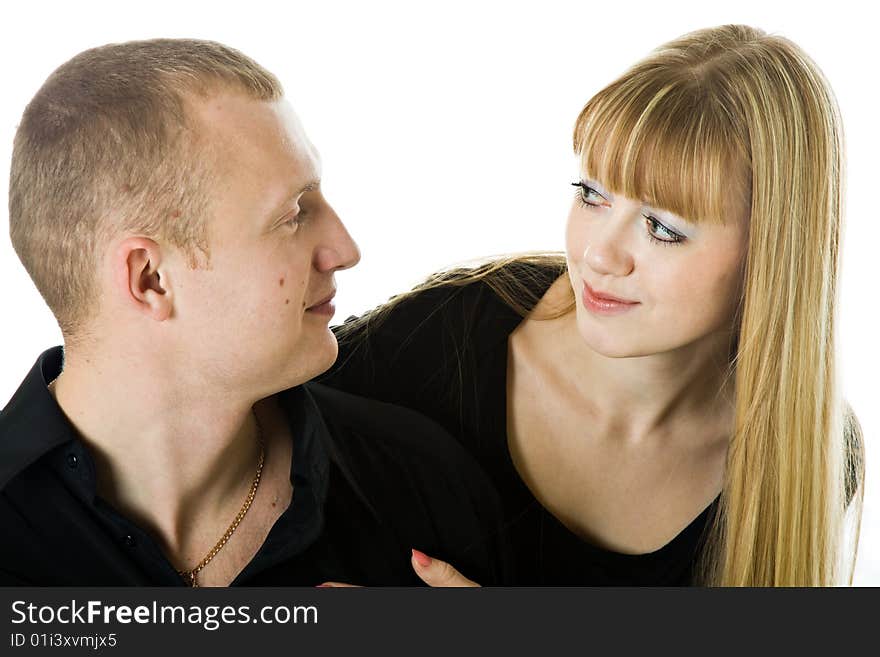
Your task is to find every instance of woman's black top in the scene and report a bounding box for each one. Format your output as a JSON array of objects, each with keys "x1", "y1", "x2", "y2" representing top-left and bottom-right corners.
[{"x1": 319, "y1": 260, "x2": 719, "y2": 585}]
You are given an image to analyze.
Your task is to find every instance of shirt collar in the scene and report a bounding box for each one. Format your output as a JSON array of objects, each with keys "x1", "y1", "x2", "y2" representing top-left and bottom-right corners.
[
  {"x1": 0, "y1": 346, "x2": 73, "y2": 489},
  {"x1": 226, "y1": 385, "x2": 332, "y2": 581}
]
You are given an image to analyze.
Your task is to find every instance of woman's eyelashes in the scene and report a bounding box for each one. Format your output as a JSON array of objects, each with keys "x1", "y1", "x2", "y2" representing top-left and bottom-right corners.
[{"x1": 570, "y1": 181, "x2": 685, "y2": 247}]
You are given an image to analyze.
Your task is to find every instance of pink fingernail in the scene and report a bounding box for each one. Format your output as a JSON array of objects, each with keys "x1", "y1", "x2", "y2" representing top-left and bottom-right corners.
[
  {"x1": 411, "y1": 549, "x2": 432, "y2": 568},
  {"x1": 315, "y1": 583, "x2": 332, "y2": 588}
]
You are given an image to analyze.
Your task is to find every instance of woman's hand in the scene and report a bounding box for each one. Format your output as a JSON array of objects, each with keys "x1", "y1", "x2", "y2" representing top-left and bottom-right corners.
[{"x1": 318, "y1": 549, "x2": 481, "y2": 587}]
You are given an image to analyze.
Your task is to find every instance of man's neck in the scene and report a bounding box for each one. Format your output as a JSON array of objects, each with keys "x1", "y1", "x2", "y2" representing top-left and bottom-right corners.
[{"x1": 48, "y1": 350, "x2": 272, "y2": 560}]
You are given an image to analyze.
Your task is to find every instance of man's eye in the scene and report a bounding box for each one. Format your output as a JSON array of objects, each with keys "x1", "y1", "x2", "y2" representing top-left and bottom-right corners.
[{"x1": 283, "y1": 210, "x2": 305, "y2": 228}]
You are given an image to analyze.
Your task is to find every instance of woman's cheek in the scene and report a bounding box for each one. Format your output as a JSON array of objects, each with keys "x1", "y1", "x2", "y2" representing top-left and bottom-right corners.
[
  {"x1": 564, "y1": 211, "x2": 588, "y2": 263},
  {"x1": 676, "y1": 267, "x2": 737, "y2": 331}
]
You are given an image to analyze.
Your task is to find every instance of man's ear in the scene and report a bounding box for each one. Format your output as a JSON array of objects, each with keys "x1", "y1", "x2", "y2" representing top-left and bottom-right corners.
[{"x1": 113, "y1": 237, "x2": 173, "y2": 322}]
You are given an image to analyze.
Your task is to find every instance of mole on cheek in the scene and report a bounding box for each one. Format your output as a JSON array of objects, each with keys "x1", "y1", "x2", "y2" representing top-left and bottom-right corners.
[
  {"x1": 285, "y1": 299, "x2": 290, "y2": 305},
  {"x1": 279, "y1": 277, "x2": 285, "y2": 287}
]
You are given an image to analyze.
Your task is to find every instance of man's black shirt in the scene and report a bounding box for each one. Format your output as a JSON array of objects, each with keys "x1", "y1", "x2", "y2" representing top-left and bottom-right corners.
[{"x1": 0, "y1": 347, "x2": 506, "y2": 586}]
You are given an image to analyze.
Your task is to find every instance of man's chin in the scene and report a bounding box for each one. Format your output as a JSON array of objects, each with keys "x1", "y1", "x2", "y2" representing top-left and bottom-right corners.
[
  {"x1": 310, "y1": 341, "x2": 339, "y2": 380},
  {"x1": 261, "y1": 333, "x2": 338, "y2": 396},
  {"x1": 297, "y1": 333, "x2": 339, "y2": 382}
]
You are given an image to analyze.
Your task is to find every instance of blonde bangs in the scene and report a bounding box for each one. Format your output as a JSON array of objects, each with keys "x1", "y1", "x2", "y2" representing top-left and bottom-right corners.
[{"x1": 573, "y1": 75, "x2": 750, "y2": 226}]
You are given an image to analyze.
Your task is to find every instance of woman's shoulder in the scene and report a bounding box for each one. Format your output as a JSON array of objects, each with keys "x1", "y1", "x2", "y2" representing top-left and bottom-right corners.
[
  {"x1": 318, "y1": 254, "x2": 566, "y2": 410},
  {"x1": 306, "y1": 381, "x2": 490, "y2": 482},
  {"x1": 334, "y1": 254, "x2": 567, "y2": 345}
]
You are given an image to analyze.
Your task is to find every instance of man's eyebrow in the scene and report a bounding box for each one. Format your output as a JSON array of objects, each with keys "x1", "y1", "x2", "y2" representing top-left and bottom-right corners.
[{"x1": 269, "y1": 179, "x2": 321, "y2": 220}]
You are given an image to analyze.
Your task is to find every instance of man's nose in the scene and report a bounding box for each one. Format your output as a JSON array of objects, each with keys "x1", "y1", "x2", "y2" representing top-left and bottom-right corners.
[{"x1": 313, "y1": 207, "x2": 360, "y2": 273}]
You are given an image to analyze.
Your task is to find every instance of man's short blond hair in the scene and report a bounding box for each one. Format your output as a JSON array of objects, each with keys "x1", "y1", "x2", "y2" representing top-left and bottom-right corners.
[{"x1": 9, "y1": 39, "x2": 283, "y2": 343}]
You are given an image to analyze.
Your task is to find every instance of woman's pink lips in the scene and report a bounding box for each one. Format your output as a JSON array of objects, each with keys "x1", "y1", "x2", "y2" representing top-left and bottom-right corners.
[{"x1": 582, "y1": 282, "x2": 639, "y2": 315}]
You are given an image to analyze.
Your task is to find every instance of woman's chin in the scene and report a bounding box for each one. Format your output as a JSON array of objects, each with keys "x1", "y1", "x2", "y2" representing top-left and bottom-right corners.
[{"x1": 574, "y1": 310, "x2": 646, "y2": 359}]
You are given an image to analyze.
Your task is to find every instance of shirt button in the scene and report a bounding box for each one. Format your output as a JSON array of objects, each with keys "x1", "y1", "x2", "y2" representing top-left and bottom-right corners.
[
  {"x1": 123, "y1": 535, "x2": 136, "y2": 548},
  {"x1": 66, "y1": 454, "x2": 78, "y2": 469}
]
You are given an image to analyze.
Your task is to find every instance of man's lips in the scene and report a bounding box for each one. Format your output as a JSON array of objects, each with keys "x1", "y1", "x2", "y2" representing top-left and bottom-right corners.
[
  {"x1": 306, "y1": 291, "x2": 336, "y2": 310},
  {"x1": 306, "y1": 290, "x2": 336, "y2": 317}
]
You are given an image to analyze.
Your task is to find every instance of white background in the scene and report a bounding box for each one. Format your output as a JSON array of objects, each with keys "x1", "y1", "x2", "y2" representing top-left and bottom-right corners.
[{"x1": 1, "y1": 0, "x2": 877, "y2": 584}]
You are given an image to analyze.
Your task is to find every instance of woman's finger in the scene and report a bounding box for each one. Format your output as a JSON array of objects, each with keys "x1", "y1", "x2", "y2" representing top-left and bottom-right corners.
[
  {"x1": 410, "y1": 549, "x2": 481, "y2": 587},
  {"x1": 316, "y1": 582, "x2": 361, "y2": 587}
]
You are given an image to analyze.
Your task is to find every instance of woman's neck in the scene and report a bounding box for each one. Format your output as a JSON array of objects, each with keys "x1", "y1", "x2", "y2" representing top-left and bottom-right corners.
[{"x1": 525, "y1": 276, "x2": 736, "y2": 445}]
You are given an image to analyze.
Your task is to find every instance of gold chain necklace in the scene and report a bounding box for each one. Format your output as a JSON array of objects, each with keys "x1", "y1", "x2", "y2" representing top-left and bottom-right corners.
[{"x1": 177, "y1": 409, "x2": 265, "y2": 587}]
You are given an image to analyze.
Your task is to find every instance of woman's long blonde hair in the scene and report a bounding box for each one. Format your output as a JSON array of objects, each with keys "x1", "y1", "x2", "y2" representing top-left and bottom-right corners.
[
  {"x1": 338, "y1": 25, "x2": 864, "y2": 585},
  {"x1": 571, "y1": 24, "x2": 866, "y2": 586}
]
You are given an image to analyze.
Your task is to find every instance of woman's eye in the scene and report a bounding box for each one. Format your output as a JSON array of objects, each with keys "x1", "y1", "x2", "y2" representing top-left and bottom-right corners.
[
  {"x1": 571, "y1": 181, "x2": 605, "y2": 206},
  {"x1": 645, "y1": 216, "x2": 685, "y2": 245},
  {"x1": 570, "y1": 181, "x2": 685, "y2": 247}
]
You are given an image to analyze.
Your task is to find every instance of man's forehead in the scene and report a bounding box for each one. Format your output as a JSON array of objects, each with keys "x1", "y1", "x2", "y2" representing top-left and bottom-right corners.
[
  {"x1": 194, "y1": 93, "x2": 319, "y2": 181},
  {"x1": 190, "y1": 92, "x2": 312, "y2": 159}
]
